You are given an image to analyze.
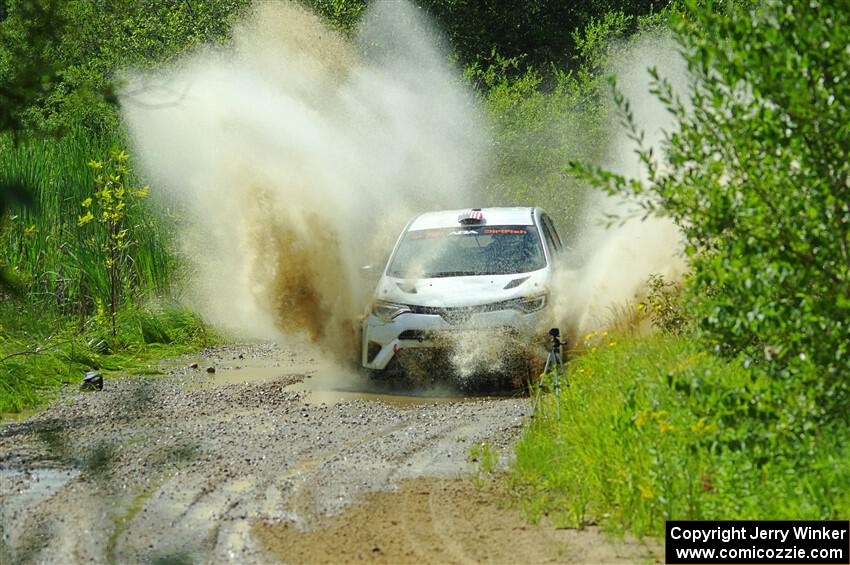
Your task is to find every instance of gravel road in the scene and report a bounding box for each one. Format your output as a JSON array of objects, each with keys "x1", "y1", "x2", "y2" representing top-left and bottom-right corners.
[{"x1": 0, "y1": 343, "x2": 531, "y2": 564}]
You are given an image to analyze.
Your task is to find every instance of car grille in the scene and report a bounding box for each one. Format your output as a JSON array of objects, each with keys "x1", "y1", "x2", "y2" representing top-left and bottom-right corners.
[
  {"x1": 398, "y1": 326, "x2": 519, "y2": 342},
  {"x1": 408, "y1": 303, "x2": 505, "y2": 324}
]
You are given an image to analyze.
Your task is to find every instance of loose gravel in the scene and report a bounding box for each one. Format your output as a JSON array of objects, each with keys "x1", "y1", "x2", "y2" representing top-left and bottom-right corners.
[{"x1": 0, "y1": 343, "x2": 529, "y2": 564}]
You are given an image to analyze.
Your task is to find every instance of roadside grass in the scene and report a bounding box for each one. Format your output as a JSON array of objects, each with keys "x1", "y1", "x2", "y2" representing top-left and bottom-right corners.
[
  {"x1": 469, "y1": 442, "x2": 500, "y2": 475},
  {"x1": 0, "y1": 127, "x2": 211, "y2": 414},
  {"x1": 0, "y1": 298, "x2": 218, "y2": 414},
  {"x1": 512, "y1": 334, "x2": 850, "y2": 537},
  {"x1": 0, "y1": 129, "x2": 177, "y2": 311}
]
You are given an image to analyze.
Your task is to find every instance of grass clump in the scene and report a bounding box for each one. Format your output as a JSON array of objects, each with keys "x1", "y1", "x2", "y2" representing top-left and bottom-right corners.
[
  {"x1": 513, "y1": 334, "x2": 850, "y2": 535},
  {"x1": 0, "y1": 298, "x2": 217, "y2": 414},
  {"x1": 469, "y1": 442, "x2": 500, "y2": 475},
  {"x1": 0, "y1": 127, "x2": 219, "y2": 414}
]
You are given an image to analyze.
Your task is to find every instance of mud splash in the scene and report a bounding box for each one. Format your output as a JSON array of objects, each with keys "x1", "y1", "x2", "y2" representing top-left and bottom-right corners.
[
  {"x1": 553, "y1": 33, "x2": 689, "y2": 339},
  {"x1": 122, "y1": 1, "x2": 487, "y2": 361},
  {"x1": 124, "y1": 3, "x2": 688, "y2": 372}
]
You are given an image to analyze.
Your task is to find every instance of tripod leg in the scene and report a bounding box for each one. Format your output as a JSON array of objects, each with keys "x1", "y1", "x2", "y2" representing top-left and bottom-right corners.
[
  {"x1": 533, "y1": 352, "x2": 554, "y2": 418},
  {"x1": 554, "y1": 353, "x2": 562, "y2": 421},
  {"x1": 542, "y1": 354, "x2": 552, "y2": 381}
]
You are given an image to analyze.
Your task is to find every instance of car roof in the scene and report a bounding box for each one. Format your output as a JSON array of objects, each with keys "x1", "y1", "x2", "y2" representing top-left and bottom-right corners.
[{"x1": 408, "y1": 207, "x2": 537, "y2": 231}]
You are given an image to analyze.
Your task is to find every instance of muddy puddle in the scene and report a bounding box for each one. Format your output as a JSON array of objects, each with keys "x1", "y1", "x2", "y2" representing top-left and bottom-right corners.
[
  {"x1": 178, "y1": 345, "x2": 511, "y2": 407},
  {"x1": 289, "y1": 370, "x2": 473, "y2": 406}
]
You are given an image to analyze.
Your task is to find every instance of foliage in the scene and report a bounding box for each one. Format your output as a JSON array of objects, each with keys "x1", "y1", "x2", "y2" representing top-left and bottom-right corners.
[
  {"x1": 78, "y1": 149, "x2": 150, "y2": 337},
  {"x1": 572, "y1": 0, "x2": 850, "y2": 418},
  {"x1": 470, "y1": 58, "x2": 592, "y2": 233},
  {"x1": 514, "y1": 335, "x2": 850, "y2": 535},
  {"x1": 471, "y1": 10, "x2": 672, "y2": 239},
  {"x1": 0, "y1": 0, "x2": 66, "y2": 136},
  {"x1": 0, "y1": 0, "x2": 249, "y2": 133},
  {"x1": 642, "y1": 273, "x2": 691, "y2": 334},
  {"x1": 306, "y1": 0, "x2": 668, "y2": 73},
  {"x1": 0, "y1": 0, "x2": 68, "y2": 290},
  {"x1": 0, "y1": 298, "x2": 215, "y2": 413},
  {"x1": 0, "y1": 131, "x2": 176, "y2": 315},
  {"x1": 422, "y1": 0, "x2": 666, "y2": 73},
  {"x1": 308, "y1": 0, "x2": 367, "y2": 33}
]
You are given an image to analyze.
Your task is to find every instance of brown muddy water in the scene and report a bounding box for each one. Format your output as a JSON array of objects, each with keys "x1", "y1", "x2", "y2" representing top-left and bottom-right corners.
[{"x1": 179, "y1": 346, "x2": 504, "y2": 407}]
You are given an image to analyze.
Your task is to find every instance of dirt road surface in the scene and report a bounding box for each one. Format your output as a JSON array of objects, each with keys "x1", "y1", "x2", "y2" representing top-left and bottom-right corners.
[{"x1": 0, "y1": 343, "x2": 659, "y2": 564}]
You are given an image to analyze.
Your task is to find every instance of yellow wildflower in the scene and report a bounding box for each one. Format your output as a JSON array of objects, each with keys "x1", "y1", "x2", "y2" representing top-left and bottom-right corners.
[
  {"x1": 691, "y1": 418, "x2": 718, "y2": 435},
  {"x1": 78, "y1": 211, "x2": 94, "y2": 226}
]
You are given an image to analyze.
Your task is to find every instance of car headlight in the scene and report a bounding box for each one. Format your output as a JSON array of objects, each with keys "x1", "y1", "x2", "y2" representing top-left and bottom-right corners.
[
  {"x1": 505, "y1": 293, "x2": 548, "y2": 314},
  {"x1": 372, "y1": 300, "x2": 411, "y2": 322}
]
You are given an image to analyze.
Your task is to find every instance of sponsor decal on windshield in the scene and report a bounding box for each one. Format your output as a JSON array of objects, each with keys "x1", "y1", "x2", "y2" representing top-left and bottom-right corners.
[
  {"x1": 483, "y1": 228, "x2": 528, "y2": 235},
  {"x1": 408, "y1": 226, "x2": 530, "y2": 240}
]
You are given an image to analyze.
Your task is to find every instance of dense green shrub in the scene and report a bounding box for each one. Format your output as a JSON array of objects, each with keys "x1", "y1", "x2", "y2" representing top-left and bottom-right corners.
[
  {"x1": 575, "y1": 0, "x2": 850, "y2": 419},
  {"x1": 0, "y1": 0, "x2": 249, "y2": 132}
]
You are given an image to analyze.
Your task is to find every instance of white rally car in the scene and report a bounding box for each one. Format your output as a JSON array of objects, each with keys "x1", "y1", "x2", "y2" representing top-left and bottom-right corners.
[{"x1": 361, "y1": 207, "x2": 564, "y2": 375}]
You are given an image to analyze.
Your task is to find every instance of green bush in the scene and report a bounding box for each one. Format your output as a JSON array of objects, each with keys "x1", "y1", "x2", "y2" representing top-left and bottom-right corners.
[
  {"x1": 0, "y1": 0, "x2": 250, "y2": 133},
  {"x1": 472, "y1": 9, "x2": 672, "y2": 239},
  {"x1": 643, "y1": 273, "x2": 691, "y2": 335},
  {"x1": 574, "y1": 0, "x2": 850, "y2": 419}
]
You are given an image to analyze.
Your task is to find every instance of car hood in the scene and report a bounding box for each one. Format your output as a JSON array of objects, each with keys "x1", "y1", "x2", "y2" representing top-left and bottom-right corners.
[{"x1": 374, "y1": 270, "x2": 550, "y2": 308}]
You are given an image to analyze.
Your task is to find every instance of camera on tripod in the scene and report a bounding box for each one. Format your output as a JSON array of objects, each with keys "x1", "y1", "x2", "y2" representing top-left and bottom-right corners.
[
  {"x1": 533, "y1": 327, "x2": 567, "y2": 420},
  {"x1": 548, "y1": 327, "x2": 563, "y2": 352}
]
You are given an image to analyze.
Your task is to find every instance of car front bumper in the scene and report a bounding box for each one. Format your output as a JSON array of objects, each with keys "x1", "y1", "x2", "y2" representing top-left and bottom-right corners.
[{"x1": 361, "y1": 308, "x2": 549, "y2": 371}]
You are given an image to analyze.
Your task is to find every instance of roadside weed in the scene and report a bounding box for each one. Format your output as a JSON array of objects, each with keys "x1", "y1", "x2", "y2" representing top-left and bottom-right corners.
[{"x1": 469, "y1": 442, "x2": 500, "y2": 475}]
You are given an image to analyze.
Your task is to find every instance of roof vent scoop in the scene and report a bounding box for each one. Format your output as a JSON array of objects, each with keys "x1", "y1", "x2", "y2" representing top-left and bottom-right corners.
[
  {"x1": 458, "y1": 208, "x2": 485, "y2": 225},
  {"x1": 504, "y1": 276, "x2": 530, "y2": 289}
]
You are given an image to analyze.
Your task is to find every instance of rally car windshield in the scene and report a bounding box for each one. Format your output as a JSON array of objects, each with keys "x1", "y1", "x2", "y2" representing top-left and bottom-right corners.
[{"x1": 388, "y1": 225, "x2": 546, "y2": 278}]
